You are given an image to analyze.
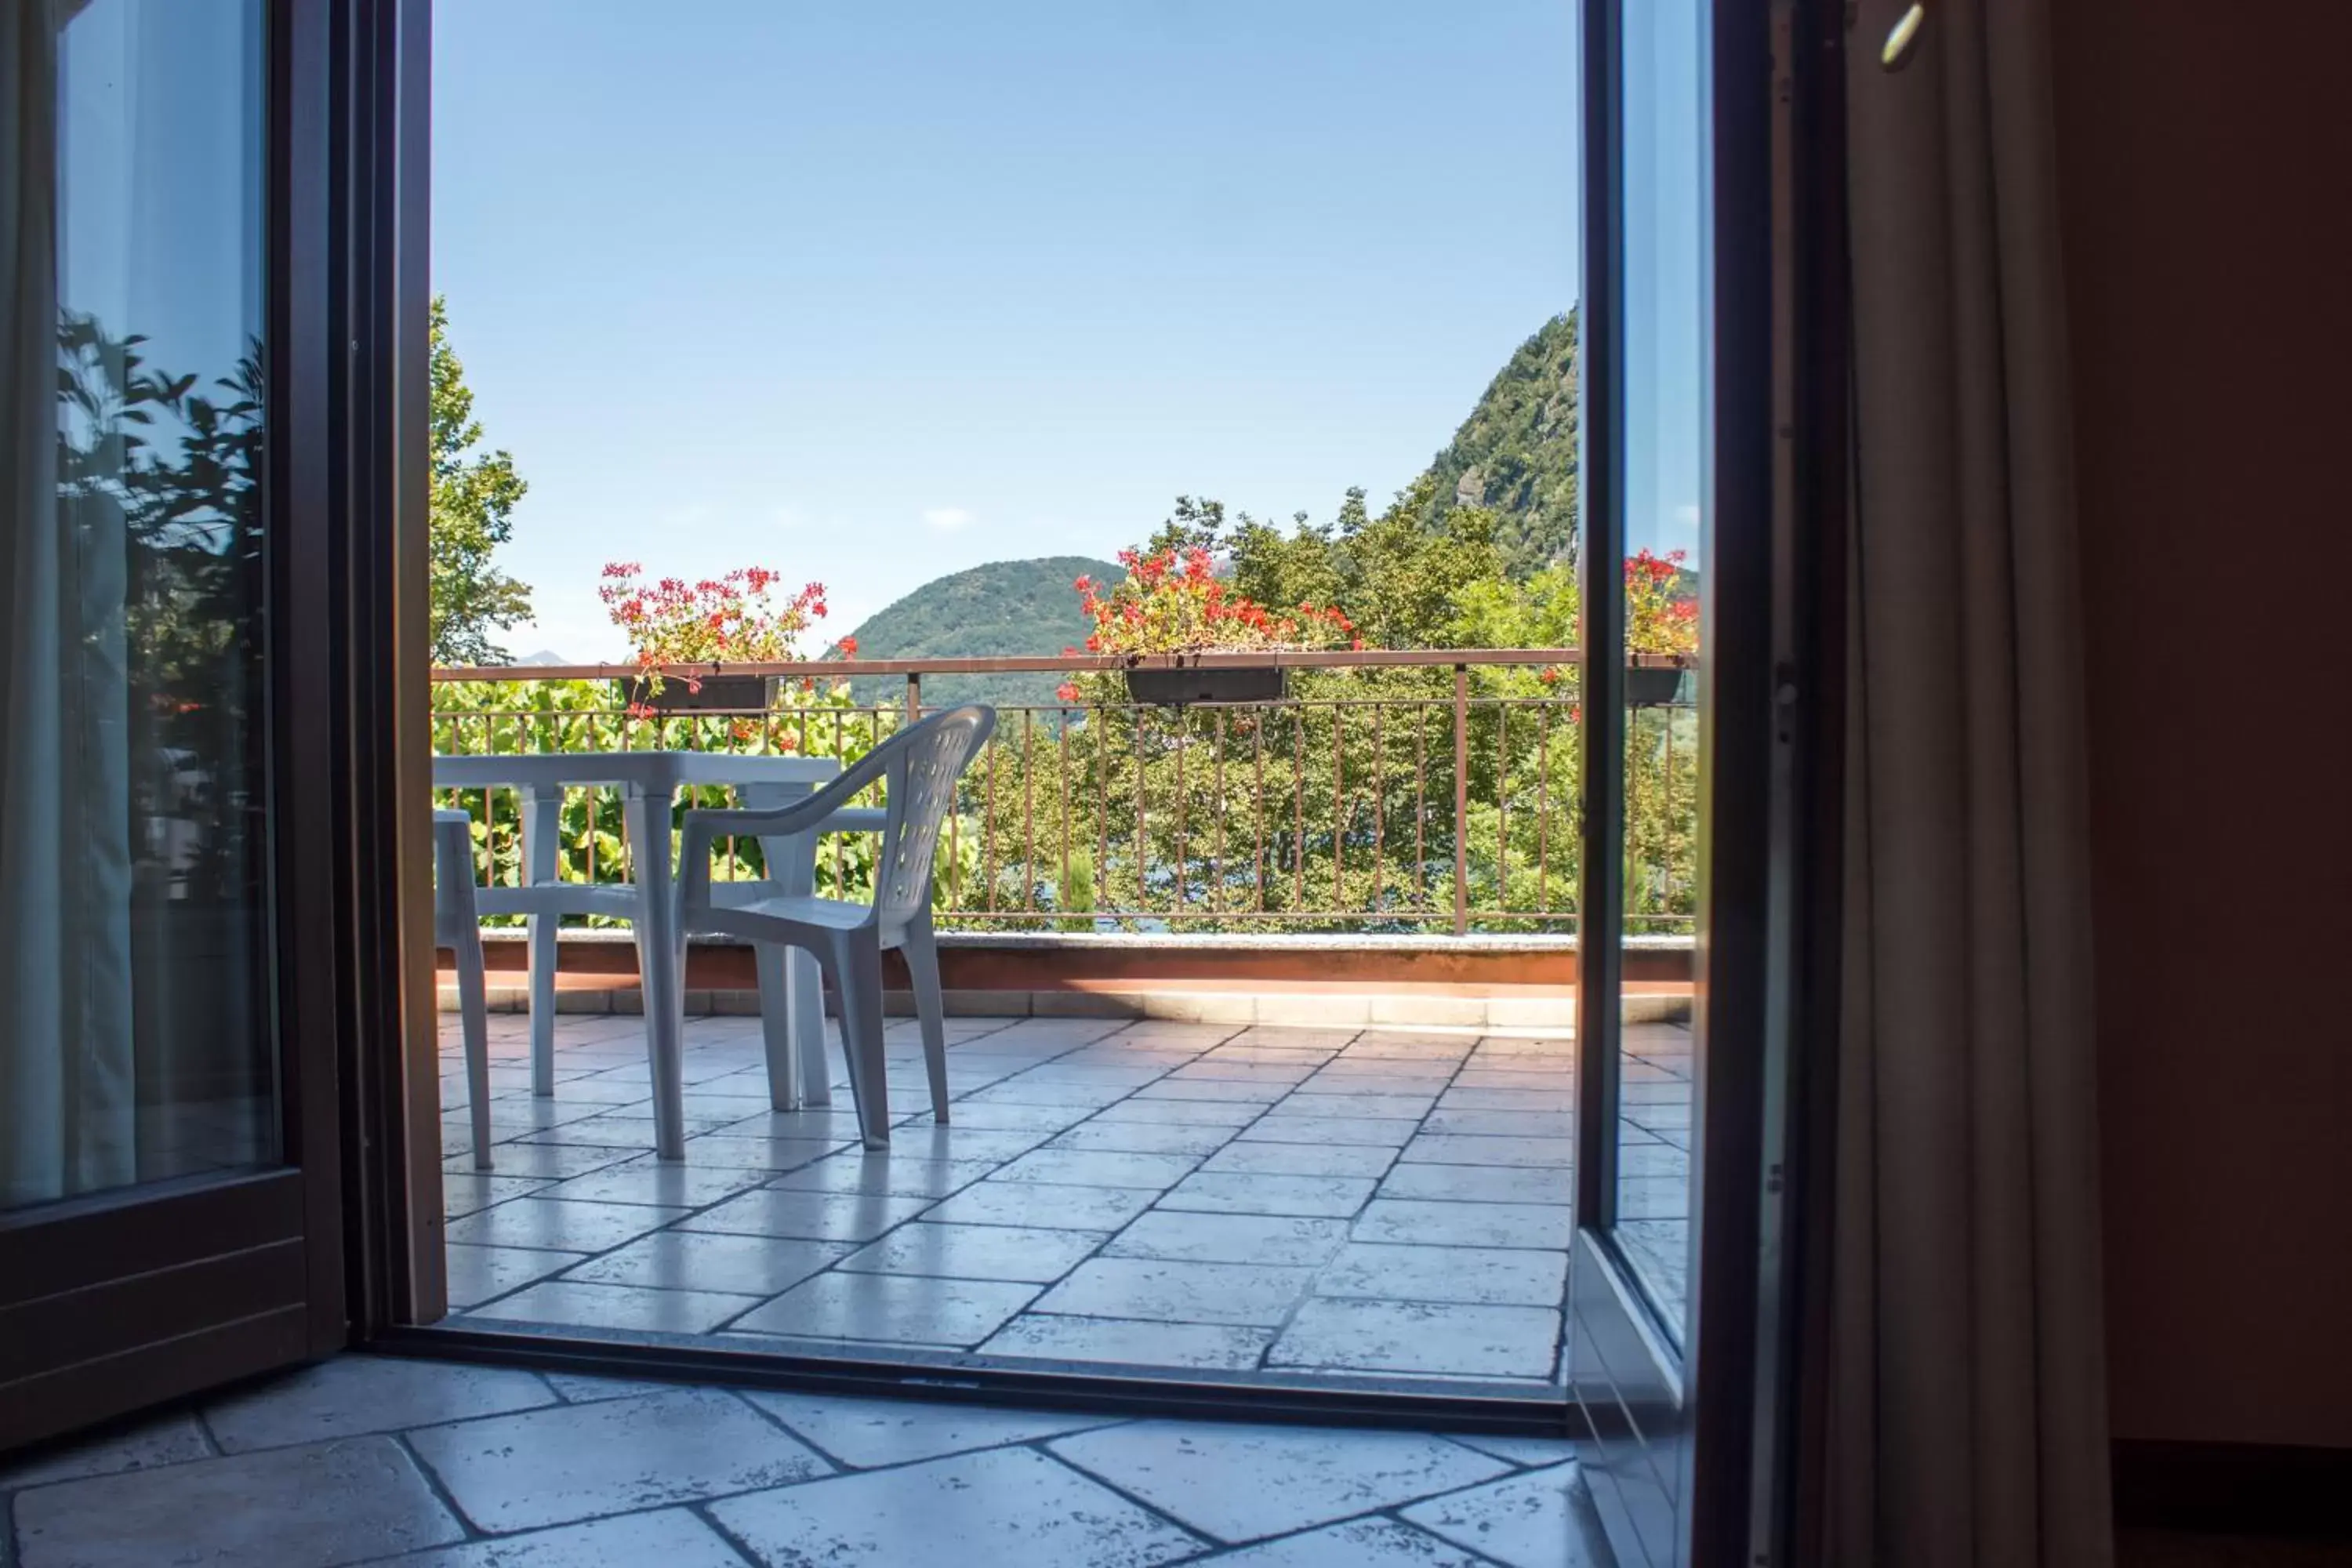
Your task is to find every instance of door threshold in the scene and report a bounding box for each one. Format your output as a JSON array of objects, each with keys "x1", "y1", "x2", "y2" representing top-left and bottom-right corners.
[{"x1": 367, "y1": 1323, "x2": 1583, "y2": 1439}]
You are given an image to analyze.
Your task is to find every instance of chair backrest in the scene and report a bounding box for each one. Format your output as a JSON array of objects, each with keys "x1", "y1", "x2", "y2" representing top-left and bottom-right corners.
[{"x1": 871, "y1": 705, "x2": 995, "y2": 939}]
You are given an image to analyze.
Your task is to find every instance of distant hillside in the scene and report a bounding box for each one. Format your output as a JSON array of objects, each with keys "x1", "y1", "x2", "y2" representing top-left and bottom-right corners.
[
  {"x1": 1417, "y1": 310, "x2": 1581, "y2": 575},
  {"x1": 838, "y1": 555, "x2": 1120, "y2": 713}
]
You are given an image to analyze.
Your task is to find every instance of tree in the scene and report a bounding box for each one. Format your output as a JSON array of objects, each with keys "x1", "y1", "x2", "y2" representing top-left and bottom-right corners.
[{"x1": 428, "y1": 296, "x2": 532, "y2": 664}]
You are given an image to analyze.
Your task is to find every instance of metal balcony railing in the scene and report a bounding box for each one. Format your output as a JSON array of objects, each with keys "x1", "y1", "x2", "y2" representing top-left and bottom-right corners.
[{"x1": 429, "y1": 649, "x2": 1698, "y2": 938}]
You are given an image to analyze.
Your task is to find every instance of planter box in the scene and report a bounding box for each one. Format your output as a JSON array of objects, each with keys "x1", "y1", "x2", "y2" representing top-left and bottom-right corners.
[
  {"x1": 617, "y1": 673, "x2": 775, "y2": 714},
  {"x1": 1124, "y1": 664, "x2": 1287, "y2": 707},
  {"x1": 1625, "y1": 666, "x2": 1686, "y2": 707}
]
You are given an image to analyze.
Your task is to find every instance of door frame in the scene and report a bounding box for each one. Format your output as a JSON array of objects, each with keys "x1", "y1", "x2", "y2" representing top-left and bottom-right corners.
[
  {"x1": 0, "y1": 0, "x2": 368, "y2": 1451},
  {"x1": 1568, "y1": 0, "x2": 1837, "y2": 1561}
]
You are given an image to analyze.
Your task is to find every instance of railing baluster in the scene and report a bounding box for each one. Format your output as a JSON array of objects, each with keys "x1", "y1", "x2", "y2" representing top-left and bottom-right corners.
[
  {"x1": 1134, "y1": 705, "x2": 1148, "y2": 918},
  {"x1": 1496, "y1": 702, "x2": 1509, "y2": 923},
  {"x1": 1331, "y1": 699, "x2": 1345, "y2": 916},
  {"x1": 1022, "y1": 710, "x2": 1036, "y2": 913},
  {"x1": 1292, "y1": 706, "x2": 1306, "y2": 912},
  {"x1": 1174, "y1": 708, "x2": 1188, "y2": 915},
  {"x1": 1211, "y1": 710, "x2": 1226, "y2": 917},
  {"x1": 1252, "y1": 715, "x2": 1266, "y2": 913},
  {"x1": 1537, "y1": 702, "x2": 1550, "y2": 913},
  {"x1": 1452, "y1": 665, "x2": 1469, "y2": 937},
  {"x1": 1364, "y1": 700, "x2": 1374, "y2": 912}
]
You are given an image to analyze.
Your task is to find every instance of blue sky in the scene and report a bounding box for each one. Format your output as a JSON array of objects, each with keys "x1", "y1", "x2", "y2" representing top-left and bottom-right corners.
[{"x1": 433, "y1": 0, "x2": 1581, "y2": 660}]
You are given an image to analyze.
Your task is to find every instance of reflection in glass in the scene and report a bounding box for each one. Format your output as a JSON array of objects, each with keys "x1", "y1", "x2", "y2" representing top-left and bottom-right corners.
[
  {"x1": 2, "y1": 0, "x2": 274, "y2": 1210},
  {"x1": 1611, "y1": 0, "x2": 1707, "y2": 1337}
]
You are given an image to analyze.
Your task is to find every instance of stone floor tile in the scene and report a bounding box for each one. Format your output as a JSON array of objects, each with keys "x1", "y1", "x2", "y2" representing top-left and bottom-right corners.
[
  {"x1": 1269, "y1": 1300, "x2": 1561, "y2": 1380},
  {"x1": 12, "y1": 1436, "x2": 462, "y2": 1568},
  {"x1": 768, "y1": 1151, "x2": 1000, "y2": 1199},
  {"x1": 540, "y1": 1372, "x2": 681, "y2": 1403},
  {"x1": 711, "y1": 1108, "x2": 873, "y2": 1141},
  {"x1": 445, "y1": 1144, "x2": 640, "y2": 1181},
  {"x1": 369, "y1": 1507, "x2": 751, "y2": 1567},
  {"x1": 1273, "y1": 1092, "x2": 1439, "y2": 1120},
  {"x1": 1201, "y1": 1140, "x2": 1397, "y2": 1178},
  {"x1": 902, "y1": 1100, "x2": 1094, "y2": 1131},
  {"x1": 978, "y1": 1314, "x2": 1277, "y2": 1370},
  {"x1": 1401, "y1": 1134, "x2": 1576, "y2": 1169},
  {"x1": 1157, "y1": 1171, "x2": 1376, "y2": 1218},
  {"x1": 464, "y1": 1279, "x2": 765, "y2": 1335},
  {"x1": 675, "y1": 1188, "x2": 933, "y2": 1241},
  {"x1": 1197, "y1": 1045, "x2": 1340, "y2": 1065},
  {"x1": 1035, "y1": 1257, "x2": 1315, "y2": 1327},
  {"x1": 863, "y1": 1123, "x2": 1054, "y2": 1161},
  {"x1": 1236, "y1": 1113, "x2": 1421, "y2": 1147},
  {"x1": 560, "y1": 1230, "x2": 854, "y2": 1296},
  {"x1": 1450, "y1": 1433, "x2": 1582, "y2": 1468},
  {"x1": 1376, "y1": 1163, "x2": 1566, "y2": 1205},
  {"x1": 1102, "y1": 1210, "x2": 1352, "y2": 1268},
  {"x1": 0, "y1": 1411, "x2": 209, "y2": 1490},
  {"x1": 446, "y1": 1243, "x2": 590, "y2": 1309},
  {"x1": 517, "y1": 1111, "x2": 739, "y2": 1145},
  {"x1": 405, "y1": 1388, "x2": 829, "y2": 1534},
  {"x1": 710, "y1": 1445, "x2": 1203, "y2": 1567},
  {"x1": 441, "y1": 1172, "x2": 553, "y2": 1219},
  {"x1": 673, "y1": 1134, "x2": 852, "y2": 1171},
  {"x1": 1401, "y1": 1464, "x2": 1607, "y2": 1567},
  {"x1": 534, "y1": 1158, "x2": 770, "y2": 1209},
  {"x1": 989, "y1": 1147, "x2": 1202, "y2": 1189},
  {"x1": 1314, "y1": 1243, "x2": 1568, "y2": 1308},
  {"x1": 444, "y1": 1196, "x2": 691, "y2": 1254},
  {"x1": 919, "y1": 1179, "x2": 1161, "y2": 1230},
  {"x1": 737, "y1": 1390, "x2": 1112, "y2": 1468},
  {"x1": 731, "y1": 1270, "x2": 1040, "y2": 1345},
  {"x1": 1353, "y1": 1199, "x2": 1574, "y2": 1250},
  {"x1": 1131, "y1": 1078, "x2": 1291, "y2": 1104},
  {"x1": 1205, "y1": 1518, "x2": 1488, "y2": 1566},
  {"x1": 1436, "y1": 1087, "x2": 1574, "y2": 1113},
  {"x1": 1421, "y1": 1109, "x2": 1578, "y2": 1138},
  {"x1": 960, "y1": 1080, "x2": 1132, "y2": 1109},
  {"x1": 1087, "y1": 1097, "x2": 1268, "y2": 1127},
  {"x1": 201, "y1": 1357, "x2": 555, "y2": 1454},
  {"x1": 1451, "y1": 1069, "x2": 1573, "y2": 1091},
  {"x1": 1049, "y1": 1421, "x2": 1509, "y2": 1544},
  {"x1": 1049, "y1": 1120, "x2": 1239, "y2": 1156},
  {"x1": 1170, "y1": 1059, "x2": 1321, "y2": 1084},
  {"x1": 838, "y1": 1220, "x2": 1109, "y2": 1283}
]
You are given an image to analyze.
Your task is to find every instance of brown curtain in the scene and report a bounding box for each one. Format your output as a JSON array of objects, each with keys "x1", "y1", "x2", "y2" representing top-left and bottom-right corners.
[{"x1": 1827, "y1": 2, "x2": 2113, "y2": 1565}]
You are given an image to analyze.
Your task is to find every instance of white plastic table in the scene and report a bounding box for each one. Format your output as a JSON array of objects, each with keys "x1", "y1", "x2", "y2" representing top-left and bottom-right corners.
[{"x1": 431, "y1": 751, "x2": 882, "y2": 1159}]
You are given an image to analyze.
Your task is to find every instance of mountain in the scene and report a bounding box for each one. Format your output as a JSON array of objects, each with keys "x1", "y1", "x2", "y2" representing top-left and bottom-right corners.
[
  {"x1": 1417, "y1": 310, "x2": 1581, "y2": 575},
  {"x1": 837, "y1": 555, "x2": 1121, "y2": 713},
  {"x1": 517, "y1": 648, "x2": 572, "y2": 666}
]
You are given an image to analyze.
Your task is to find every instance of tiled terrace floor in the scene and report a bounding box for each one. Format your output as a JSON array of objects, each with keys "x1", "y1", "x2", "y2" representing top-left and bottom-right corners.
[
  {"x1": 436, "y1": 1010, "x2": 1690, "y2": 1393},
  {"x1": 0, "y1": 1352, "x2": 1610, "y2": 1566}
]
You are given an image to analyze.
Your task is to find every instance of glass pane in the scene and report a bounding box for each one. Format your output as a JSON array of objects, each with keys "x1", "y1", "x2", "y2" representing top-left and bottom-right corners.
[
  {"x1": 2, "y1": 0, "x2": 274, "y2": 1211},
  {"x1": 1611, "y1": 0, "x2": 1706, "y2": 1338}
]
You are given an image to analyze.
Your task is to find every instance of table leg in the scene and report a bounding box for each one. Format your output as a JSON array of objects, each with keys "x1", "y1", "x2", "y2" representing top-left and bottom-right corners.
[
  {"x1": 779, "y1": 829, "x2": 832, "y2": 1107},
  {"x1": 753, "y1": 941, "x2": 800, "y2": 1112},
  {"x1": 626, "y1": 785, "x2": 688, "y2": 1160},
  {"x1": 521, "y1": 786, "x2": 561, "y2": 1097}
]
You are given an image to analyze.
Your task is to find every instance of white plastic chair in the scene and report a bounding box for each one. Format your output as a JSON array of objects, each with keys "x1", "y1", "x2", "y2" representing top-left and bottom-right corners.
[
  {"x1": 677, "y1": 706, "x2": 995, "y2": 1147},
  {"x1": 433, "y1": 808, "x2": 495, "y2": 1170}
]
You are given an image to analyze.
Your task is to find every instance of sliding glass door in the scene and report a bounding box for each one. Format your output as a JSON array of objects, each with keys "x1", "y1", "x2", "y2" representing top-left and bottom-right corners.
[
  {"x1": 0, "y1": 0, "x2": 356, "y2": 1449},
  {"x1": 1570, "y1": 0, "x2": 1798, "y2": 1560}
]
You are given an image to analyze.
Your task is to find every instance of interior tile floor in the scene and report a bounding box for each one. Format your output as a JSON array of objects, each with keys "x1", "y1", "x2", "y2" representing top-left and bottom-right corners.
[
  {"x1": 0, "y1": 1353, "x2": 1611, "y2": 1566},
  {"x1": 434, "y1": 1009, "x2": 1662, "y2": 1393}
]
